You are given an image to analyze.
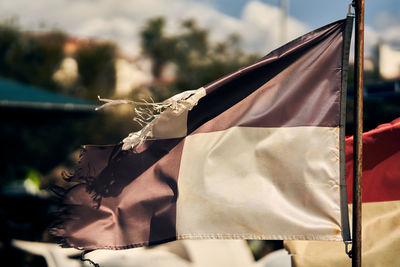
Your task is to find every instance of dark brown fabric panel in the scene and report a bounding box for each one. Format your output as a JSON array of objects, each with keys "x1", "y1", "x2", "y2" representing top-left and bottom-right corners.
[
  {"x1": 187, "y1": 19, "x2": 346, "y2": 133},
  {"x1": 52, "y1": 139, "x2": 184, "y2": 250}
]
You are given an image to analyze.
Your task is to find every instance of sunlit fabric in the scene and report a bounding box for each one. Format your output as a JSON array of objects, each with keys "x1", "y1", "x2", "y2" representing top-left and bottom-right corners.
[{"x1": 51, "y1": 18, "x2": 352, "y2": 250}]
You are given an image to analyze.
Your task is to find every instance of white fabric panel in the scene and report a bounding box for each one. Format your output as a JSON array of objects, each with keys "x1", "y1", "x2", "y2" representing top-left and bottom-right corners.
[
  {"x1": 150, "y1": 108, "x2": 189, "y2": 139},
  {"x1": 150, "y1": 87, "x2": 206, "y2": 139},
  {"x1": 176, "y1": 126, "x2": 342, "y2": 241}
]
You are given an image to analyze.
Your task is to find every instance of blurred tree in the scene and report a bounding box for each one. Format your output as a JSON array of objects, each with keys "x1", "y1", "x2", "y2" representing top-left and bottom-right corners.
[
  {"x1": 0, "y1": 23, "x2": 65, "y2": 91},
  {"x1": 0, "y1": 21, "x2": 117, "y2": 101},
  {"x1": 140, "y1": 17, "x2": 260, "y2": 100},
  {"x1": 75, "y1": 42, "x2": 117, "y2": 100},
  {"x1": 141, "y1": 17, "x2": 173, "y2": 80}
]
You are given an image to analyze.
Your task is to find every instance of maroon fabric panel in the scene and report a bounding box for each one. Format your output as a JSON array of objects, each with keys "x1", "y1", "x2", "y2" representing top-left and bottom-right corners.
[
  {"x1": 187, "y1": 19, "x2": 346, "y2": 133},
  {"x1": 346, "y1": 118, "x2": 400, "y2": 204},
  {"x1": 52, "y1": 139, "x2": 184, "y2": 250}
]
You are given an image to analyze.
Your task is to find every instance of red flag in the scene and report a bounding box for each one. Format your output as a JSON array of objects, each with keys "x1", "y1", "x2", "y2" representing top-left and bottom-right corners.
[{"x1": 346, "y1": 117, "x2": 400, "y2": 203}]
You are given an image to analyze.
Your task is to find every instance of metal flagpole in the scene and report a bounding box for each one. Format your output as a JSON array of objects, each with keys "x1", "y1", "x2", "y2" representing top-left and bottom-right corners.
[{"x1": 352, "y1": 0, "x2": 364, "y2": 266}]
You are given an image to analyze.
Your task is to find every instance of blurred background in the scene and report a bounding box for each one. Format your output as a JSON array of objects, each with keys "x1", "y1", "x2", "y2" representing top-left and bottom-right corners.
[{"x1": 0, "y1": 0, "x2": 399, "y2": 266}]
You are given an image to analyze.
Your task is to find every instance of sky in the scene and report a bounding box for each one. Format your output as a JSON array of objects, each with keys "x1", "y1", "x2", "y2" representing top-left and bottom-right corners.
[{"x1": 0, "y1": 0, "x2": 399, "y2": 57}]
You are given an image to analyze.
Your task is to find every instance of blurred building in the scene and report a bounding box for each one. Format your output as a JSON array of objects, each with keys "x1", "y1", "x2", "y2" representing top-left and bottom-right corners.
[
  {"x1": 114, "y1": 57, "x2": 153, "y2": 96},
  {"x1": 378, "y1": 42, "x2": 400, "y2": 80},
  {"x1": 53, "y1": 37, "x2": 153, "y2": 97}
]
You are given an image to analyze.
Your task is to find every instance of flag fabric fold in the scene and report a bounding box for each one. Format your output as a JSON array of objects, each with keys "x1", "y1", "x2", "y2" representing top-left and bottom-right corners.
[{"x1": 51, "y1": 18, "x2": 353, "y2": 250}]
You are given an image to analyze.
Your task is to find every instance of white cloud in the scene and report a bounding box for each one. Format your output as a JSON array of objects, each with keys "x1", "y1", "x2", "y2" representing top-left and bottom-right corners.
[
  {"x1": 0, "y1": 0, "x2": 309, "y2": 56},
  {"x1": 240, "y1": 1, "x2": 309, "y2": 52}
]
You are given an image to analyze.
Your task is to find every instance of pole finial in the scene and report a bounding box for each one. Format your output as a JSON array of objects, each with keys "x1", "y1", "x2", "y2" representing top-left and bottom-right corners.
[{"x1": 347, "y1": 2, "x2": 355, "y2": 16}]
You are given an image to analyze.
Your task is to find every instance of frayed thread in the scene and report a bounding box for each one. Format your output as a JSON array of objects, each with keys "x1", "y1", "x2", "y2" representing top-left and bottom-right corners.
[
  {"x1": 96, "y1": 88, "x2": 206, "y2": 150},
  {"x1": 49, "y1": 146, "x2": 95, "y2": 248},
  {"x1": 61, "y1": 147, "x2": 88, "y2": 183}
]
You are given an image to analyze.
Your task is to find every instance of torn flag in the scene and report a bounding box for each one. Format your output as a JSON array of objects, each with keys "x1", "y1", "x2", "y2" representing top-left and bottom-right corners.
[{"x1": 52, "y1": 17, "x2": 353, "y2": 250}]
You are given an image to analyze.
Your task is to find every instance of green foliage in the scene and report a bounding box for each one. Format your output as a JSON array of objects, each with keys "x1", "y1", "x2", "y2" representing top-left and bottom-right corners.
[
  {"x1": 141, "y1": 17, "x2": 173, "y2": 79},
  {"x1": 75, "y1": 42, "x2": 117, "y2": 100},
  {"x1": 0, "y1": 23, "x2": 66, "y2": 91},
  {"x1": 25, "y1": 169, "x2": 41, "y2": 186},
  {"x1": 24, "y1": 169, "x2": 42, "y2": 193}
]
